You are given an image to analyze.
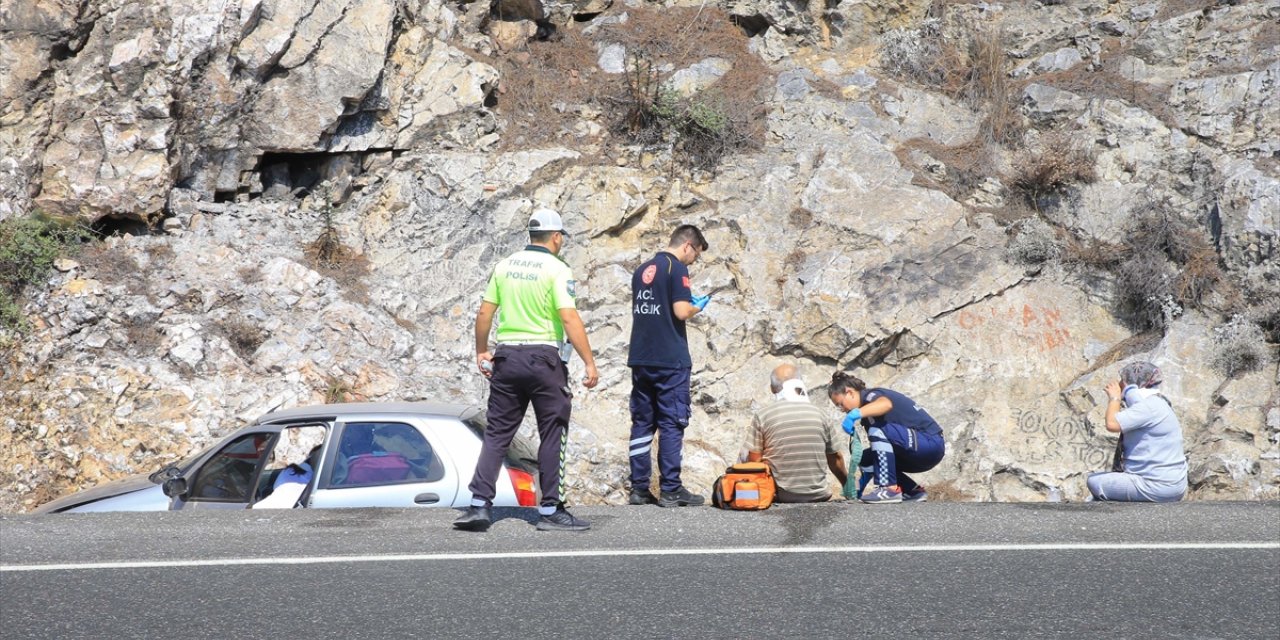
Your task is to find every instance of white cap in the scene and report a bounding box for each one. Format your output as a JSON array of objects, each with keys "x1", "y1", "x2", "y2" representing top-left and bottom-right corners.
[{"x1": 528, "y1": 208, "x2": 567, "y2": 234}]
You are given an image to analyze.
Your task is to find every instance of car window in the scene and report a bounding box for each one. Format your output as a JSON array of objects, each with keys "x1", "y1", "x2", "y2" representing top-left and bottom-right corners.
[
  {"x1": 327, "y1": 422, "x2": 444, "y2": 488},
  {"x1": 187, "y1": 433, "x2": 274, "y2": 502}
]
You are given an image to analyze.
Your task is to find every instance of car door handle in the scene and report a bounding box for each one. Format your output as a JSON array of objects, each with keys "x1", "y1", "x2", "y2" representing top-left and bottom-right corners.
[{"x1": 414, "y1": 493, "x2": 440, "y2": 505}]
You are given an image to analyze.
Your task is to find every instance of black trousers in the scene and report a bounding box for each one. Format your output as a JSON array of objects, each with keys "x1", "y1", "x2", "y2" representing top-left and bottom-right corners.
[{"x1": 467, "y1": 345, "x2": 571, "y2": 509}]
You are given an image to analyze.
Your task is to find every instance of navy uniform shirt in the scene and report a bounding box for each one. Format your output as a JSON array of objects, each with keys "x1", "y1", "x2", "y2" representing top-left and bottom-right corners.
[
  {"x1": 861, "y1": 388, "x2": 943, "y2": 435},
  {"x1": 628, "y1": 252, "x2": 693, "y2": 368}
]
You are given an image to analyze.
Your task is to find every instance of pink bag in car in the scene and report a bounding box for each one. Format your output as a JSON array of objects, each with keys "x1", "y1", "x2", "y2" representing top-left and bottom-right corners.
[{"x1": 344, "y1": 452, "x2": 411, "y2": 484}]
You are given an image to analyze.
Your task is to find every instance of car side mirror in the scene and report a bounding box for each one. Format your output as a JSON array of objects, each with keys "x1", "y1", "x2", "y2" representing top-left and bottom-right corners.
[
  {"x1": 162, "y1": 477, "x2": 188, "y2": 498},
  {"x1": 149, "y1": 464, "x2": 183, "y2": 484}
]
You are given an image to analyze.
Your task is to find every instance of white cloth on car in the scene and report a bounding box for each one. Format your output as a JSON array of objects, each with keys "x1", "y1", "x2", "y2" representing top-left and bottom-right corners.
[{"x1": 251, "y1": 462, "x2": 313, "y2": 509}]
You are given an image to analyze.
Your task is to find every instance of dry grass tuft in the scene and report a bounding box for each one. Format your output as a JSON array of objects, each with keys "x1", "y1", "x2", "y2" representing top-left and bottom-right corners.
[
  {"x1": 78, "y1": 243, "x2": 146, "y2": 295},
  {"x1": 895, "y1": 136, "x2": 993, "y2": 204},
  {"x1": 492, "y1": 27, "x2": 605, "y2": 149},
  {"x1": 304, "y1": 197, "x2": 371, "y2": 304},
  {"x1": 1008, "y1": 134, "x2": 1097, "y2": 211},
  {"x1": 237, "y1": 265, "x2": 263, "y2": 285},
  {"x1": 213, "y1": 317, "x2": 267, "y2": 361},
  {"x1": 322, "y1": 375, "x2": 358, "y2": 404},
  {"x1": 879, "y1": 12, "x2": 1020, "y2": 143},
  {"x1": 922, "y1": 479, "x2": 974, "y2": 502},
  {"x1": 1032, "y1": 64, "x2": 1176, "y2": 128},
  {"x1": 124, "y1": 320, "x2": 164, "y2": 356}
]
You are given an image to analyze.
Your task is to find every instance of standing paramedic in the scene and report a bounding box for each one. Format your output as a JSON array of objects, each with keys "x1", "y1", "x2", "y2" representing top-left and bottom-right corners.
[
  {"x1": 827, "y1": 371, "x2": 944, "y2": 504},
  {"x1": 454, "y1": 208, "x2": 600, "y2": 533},
  {"x1": 627, "y1": 224, "x2": 711, "y2": 507}
]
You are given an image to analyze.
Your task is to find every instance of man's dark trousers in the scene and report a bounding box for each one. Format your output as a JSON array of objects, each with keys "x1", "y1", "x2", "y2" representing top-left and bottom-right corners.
[
  {"x1": 468, "y1": 345, "x2": 570, "y2": 510},
  {"x1": 628, "y1": 366, "x2": 691, "y2": 493}
]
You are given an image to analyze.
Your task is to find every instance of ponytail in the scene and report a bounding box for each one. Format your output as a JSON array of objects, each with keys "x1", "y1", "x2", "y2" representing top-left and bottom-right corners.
[{"x1": 829, "y1": 371, "x2": 866, "y2": 396}]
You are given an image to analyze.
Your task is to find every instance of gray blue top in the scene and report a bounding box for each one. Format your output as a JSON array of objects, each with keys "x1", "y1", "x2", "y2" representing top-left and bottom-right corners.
[{"x1": 1116, "y1": 395, "x2": 1187, "y2": 485}]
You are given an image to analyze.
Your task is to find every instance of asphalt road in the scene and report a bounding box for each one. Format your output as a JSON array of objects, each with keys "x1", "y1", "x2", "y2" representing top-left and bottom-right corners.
[{"x1": 2, "y1": 502, "x2": 1278, "y2": 639}]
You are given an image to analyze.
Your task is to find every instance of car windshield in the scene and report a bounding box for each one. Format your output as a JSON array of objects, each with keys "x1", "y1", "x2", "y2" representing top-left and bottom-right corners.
[{"x1": 462, "y1": 411, "x2": 538, "y2": 473}]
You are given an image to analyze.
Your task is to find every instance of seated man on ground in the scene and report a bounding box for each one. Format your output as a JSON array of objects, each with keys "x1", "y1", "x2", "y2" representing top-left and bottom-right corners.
[
  {"x1": 1087, "y1": 361, "x2": 1187, "y2": 502},
  {"x1": 746, "y1": 363, "x2": 847, "y2": 502}
]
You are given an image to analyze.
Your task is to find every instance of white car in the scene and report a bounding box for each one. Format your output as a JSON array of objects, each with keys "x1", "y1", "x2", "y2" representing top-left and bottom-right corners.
[{"x1": 35, "y1": 402, "x2": 539, "y2": 513}]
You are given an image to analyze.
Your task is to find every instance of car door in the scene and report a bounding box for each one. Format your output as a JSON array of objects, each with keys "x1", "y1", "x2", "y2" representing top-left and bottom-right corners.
[
  {"x1": 306, "y1": 417, "x2": 463, "y2": 508},
  {"x1": 172, "y1": 431, "x2": 276, "y2": 510}
]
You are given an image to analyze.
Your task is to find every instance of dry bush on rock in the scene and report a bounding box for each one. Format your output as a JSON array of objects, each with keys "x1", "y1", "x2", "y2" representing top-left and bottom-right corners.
[
  {"x1": 323, "y1": 375, "x2": 357, "y2": 404},
  {"x1": 1103, "y1": 199, "x2": 1228, "y2": 331},
  {"x1": 491, "y1": 5, "x2": 771, "y2": 170},
  {"x1": 124, "y1": 319, "x2": 164, "y2": 357},
  {"x1": 895, "y1": 137, "x2": 993, "y2": 204},
  {"x1": 1125, "y1": 198, "x2": 1225, "y2": 310},
  {"x1": 214, "y1": 317, "x2": 267, "y2": 361},
  {"x1": 1112, "y1": 252, "x2": 1180, "y2": 331},
  {"x1": 601, "y1": 6, "x2": 772, "y2": 170},
  {"x1": 1210, "y1": 315, "x2": 1272, "y2": 378},
  {"x1": 78, "y1": 243, "x2": 146, "y2": 295},
  {"x1": 1005, "y1": 217, "x2": 1063, "y2": 266},
  {"x1": 1008, "y1": 135, "x2": 1097, "y2": 212},
  {"x1": 879, "y1": 13, "x2": 1019, "y2": 143},
  {"x1": 304, "y1": 195, "x2": 371, "y2": 304},
  {"x1": 492, "y1": 26, "x2": 605, "y2": 149}
]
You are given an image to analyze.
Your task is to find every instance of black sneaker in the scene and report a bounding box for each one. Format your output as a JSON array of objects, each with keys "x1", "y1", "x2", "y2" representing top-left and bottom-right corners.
[
  {"x1": 536, "y1": 507, "x2": 591, "y2": 532},
  {"x1": 453, "y1": 505, "x2": 492, "y2": 531},
  {"x1": 629, "y1": 488, "x2": 658, "y2": 505},
  {"x1": 658, "y1": 487, "x2": 706, "y2": 507}
]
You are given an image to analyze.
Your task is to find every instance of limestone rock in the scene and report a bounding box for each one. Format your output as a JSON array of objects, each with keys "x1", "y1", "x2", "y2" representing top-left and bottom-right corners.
[
  {"x1": 247, "y1": 0, "x2": 396, "y2": 152},
  {"x1": 666, "y1": 58, "x2": 733, "y2": 98},
  {"x1": 1, "y1": 0, "x2": 1277, "y2": 513}
]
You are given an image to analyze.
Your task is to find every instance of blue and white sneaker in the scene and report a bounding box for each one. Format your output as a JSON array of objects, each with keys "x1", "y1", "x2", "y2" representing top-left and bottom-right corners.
[
  {"x1": 903, "y1": 487, "x2": 928, "y2": 502},
  {"x1": 860, "y1": 486, "x2": 904, "y2": 504}
]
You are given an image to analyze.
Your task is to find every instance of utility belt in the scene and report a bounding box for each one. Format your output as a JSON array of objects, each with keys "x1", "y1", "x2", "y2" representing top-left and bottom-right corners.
[{"x1": 497, "y1": 340, "x2": 572, "y2": 362}]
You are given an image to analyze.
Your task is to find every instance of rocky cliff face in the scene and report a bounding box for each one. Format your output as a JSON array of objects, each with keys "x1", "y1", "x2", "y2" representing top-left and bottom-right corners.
[{"x1": 2, "y1": 0, "x2": 1277, "y2": 511}]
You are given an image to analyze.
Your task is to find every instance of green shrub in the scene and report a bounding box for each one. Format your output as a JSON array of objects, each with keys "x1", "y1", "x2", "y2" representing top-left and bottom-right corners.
[
  {"x1": 0, "y1": 215, "x2": 89, "y2": 331},
  {"x1": 0, "y1": 291, "x2": 22, "y2": 332}
]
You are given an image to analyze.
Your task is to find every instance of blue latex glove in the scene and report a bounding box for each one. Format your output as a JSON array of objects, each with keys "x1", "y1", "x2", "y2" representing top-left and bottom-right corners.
[
  {"x1": 691, "y1": 294, "x2": 711, "y2": 311},
  {"x1": 841, "y1": 408, "x2": 862, "y2": 436}
]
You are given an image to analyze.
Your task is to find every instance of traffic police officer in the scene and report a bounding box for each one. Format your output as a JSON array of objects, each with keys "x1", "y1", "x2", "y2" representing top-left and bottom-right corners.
[
  {"x1": 455, "y1": 208, "x2": 600, "y2": 532},
  {"x1": 627, "y1": 224, "x2": 710, "y2": 507}
]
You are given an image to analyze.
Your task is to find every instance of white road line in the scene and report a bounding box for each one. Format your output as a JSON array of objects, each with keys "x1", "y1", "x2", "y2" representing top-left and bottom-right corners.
[{"x1": 3, "y1": 542, "x2": 1277, "y2": 573}]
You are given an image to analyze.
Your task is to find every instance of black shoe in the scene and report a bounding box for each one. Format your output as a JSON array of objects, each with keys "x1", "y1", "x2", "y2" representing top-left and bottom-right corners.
[
  {"x1": 629, "y1": 488, "x2": 658, "y2": 505},
  {"x1": 453, "y1": 506, "x2": 492, "y2": 531},
  {"x1": 536, "y1": 507, "x2": 590, "y2": 532},
  {"x1": 658, "y1": 487, "x2": 706, "y2": 507}
]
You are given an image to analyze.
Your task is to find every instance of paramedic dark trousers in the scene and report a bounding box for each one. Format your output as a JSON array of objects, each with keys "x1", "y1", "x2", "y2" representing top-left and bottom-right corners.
[
  {"x1": 467, "y1": 345, "x2": 570, "y2": 512},
  {"x1": 629, "y1": 366, "x2": 692, "y2": 493},
  {"x1": 860, "y1": 423, "x2": 945, "y2": 492}
]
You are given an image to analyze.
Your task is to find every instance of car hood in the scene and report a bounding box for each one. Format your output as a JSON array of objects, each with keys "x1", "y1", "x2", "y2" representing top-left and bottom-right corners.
[{"x1": 33, "y1": 473, "x2": 158, "y2": 514}]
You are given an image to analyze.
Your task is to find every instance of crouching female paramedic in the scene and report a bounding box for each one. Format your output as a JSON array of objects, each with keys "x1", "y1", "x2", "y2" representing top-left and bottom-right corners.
[{"x1": 827, "y1": 371, "x2": 945, "y2": 504}]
